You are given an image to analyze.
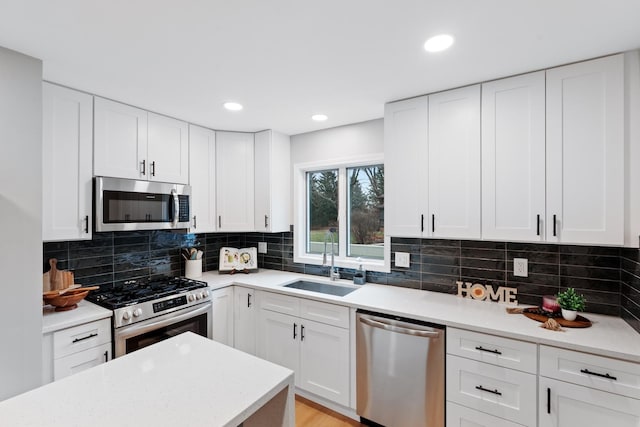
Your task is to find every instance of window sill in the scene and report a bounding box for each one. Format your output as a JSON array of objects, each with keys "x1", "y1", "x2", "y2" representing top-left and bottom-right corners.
[{"x1": 293, "y1": 253, "x2": 390, "y2": 274}]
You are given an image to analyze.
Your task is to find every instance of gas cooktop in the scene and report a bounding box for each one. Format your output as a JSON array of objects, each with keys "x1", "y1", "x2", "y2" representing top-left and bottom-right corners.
[{"x1": 86, "y1": 276, "x2": 208, "y2": 310}]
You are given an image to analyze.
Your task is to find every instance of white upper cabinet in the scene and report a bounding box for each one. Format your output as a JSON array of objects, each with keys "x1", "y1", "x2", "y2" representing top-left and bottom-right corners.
[
  {"x1": 94, "y1": 97, "x2": 147, "y2": 180},
  {"x1": 384, "y1": 96, "x2": 429, "y2": 238},
  {"x1": 188, "y1": 124, "x2": 216, "y2": 232},
  {"x1": 546, "y1": 54, "x2": 624, "y2": 245},
  {"x1": 216, "y1": 131, "x2": 255, "y2": 232},
  {"x1": 482, "y1": 72, "x2": 546, "y2": 242},
  {"x1": 428, "y1": 85, "x2": 481, "y2": 239},
  {"x1": 147, "y1": 112, "x2": 189, "y2": 184},
  {"x1": 254, "y1": 130, "x2": 291, "y2": 233},
  {"x1": 42, "y1": 83, "x2": 93, "y2": 241},
  {"x1": 94, "y1": 98, "x2": 189, "y2": 184}
]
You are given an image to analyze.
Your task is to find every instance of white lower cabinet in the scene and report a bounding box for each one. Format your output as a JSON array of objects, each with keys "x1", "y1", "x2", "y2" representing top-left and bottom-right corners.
[
  {"x1": 447, "y1": 401, "x2": 526, "y2": 427},
  {"x1": 539, "y1": 345, "x2": 640, "y2": 427},
  {"x1": 446, "y1": 328, "x2": 537, "y2": 427},
  {"x1": 257, "y1": 291, "x2": 350, "y2": 407},
  {"x1": 42, "y1": 318, "x2": 112, "y2": 384},
  {"x1": 233, "y1": 286, "x2": 257, "y2": 355},
  {"x1": 210, "y1": 287, "x2": 234, "y2": 347}
]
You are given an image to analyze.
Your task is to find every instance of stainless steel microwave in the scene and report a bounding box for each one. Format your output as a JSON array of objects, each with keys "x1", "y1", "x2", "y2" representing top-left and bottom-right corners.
[{"x1": 95, "y1": 177, "x2": 191, "y2": 232}]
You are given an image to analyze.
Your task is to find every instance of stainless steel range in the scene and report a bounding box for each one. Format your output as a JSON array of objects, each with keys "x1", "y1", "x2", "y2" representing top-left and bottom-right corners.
[{"x1": 86, "y1": 277, "x2": 212, "y2": 357}]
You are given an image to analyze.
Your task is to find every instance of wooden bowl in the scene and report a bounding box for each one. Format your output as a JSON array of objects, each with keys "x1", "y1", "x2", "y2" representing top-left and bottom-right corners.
[{"x1": 43, "y1": 289, "x2": 89, "y2": 312}]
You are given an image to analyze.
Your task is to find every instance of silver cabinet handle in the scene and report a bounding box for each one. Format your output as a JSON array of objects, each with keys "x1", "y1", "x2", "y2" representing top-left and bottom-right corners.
[{"x1": 359, "y1": 316, "x2": 441, "y2": 338}]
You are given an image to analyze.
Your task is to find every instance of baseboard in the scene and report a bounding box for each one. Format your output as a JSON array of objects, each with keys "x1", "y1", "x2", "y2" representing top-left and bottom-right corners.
[{"x1": 295, "y1": 388, "x2": 360, "y2": 422}]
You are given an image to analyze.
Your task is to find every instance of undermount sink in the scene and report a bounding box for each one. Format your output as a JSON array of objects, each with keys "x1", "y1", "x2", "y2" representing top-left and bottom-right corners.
[{"x1": 283, "y1": 280, "x2": 358, "y2": 297}]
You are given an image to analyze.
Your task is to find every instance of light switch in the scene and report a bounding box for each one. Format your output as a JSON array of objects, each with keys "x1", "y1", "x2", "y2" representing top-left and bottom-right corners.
[
  {"x1": 395, "y1": 252, "x2": 410, "y2": 268},
  {"x1": 258, "y1": 242, "x2": 268, "y2": 254}
]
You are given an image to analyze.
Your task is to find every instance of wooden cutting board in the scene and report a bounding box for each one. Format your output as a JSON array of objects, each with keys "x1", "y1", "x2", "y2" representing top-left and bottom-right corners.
[
  {"x1": 522, "y1": 307, "x2": 592, "y2": 328},
  {"x1": 42, "y1": 258, "x2": 74, "y2": 293}
]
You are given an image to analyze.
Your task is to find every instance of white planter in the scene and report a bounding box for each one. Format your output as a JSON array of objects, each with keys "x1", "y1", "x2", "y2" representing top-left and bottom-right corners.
[{"x1": 561, "y1": 309, "x2": 578, "y2": 321}]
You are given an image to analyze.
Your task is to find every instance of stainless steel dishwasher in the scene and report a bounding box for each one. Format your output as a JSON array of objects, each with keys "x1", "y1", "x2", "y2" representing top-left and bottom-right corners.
[{"x1": 356, "y1": 310, "x2": 445, "y2": 427}]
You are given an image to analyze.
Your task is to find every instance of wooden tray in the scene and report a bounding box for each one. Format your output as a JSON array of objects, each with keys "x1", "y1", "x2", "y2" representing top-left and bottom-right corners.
[{"x1": 523, "y1": 307, "x2": 592, "y2": 328}]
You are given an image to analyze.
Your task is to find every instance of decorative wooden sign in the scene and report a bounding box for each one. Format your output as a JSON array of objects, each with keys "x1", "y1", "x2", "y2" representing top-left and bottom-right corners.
[{"x1": 457, "y1": 281, "x2": 518, "y2": 304}]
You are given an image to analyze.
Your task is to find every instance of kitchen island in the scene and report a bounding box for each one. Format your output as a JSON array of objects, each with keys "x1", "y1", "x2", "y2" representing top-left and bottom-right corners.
[{"x1": 0, "y1": 332, "x2": 294, "y2": 427}]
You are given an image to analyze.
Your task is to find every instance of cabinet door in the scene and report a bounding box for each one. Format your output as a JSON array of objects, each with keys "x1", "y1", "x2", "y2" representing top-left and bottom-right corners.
[
  {"x1": 546, "y1": 54, "x2": 624, "y2": 245},
  {"x1": 216, "y1": 131, "x2": 255, "y2": 231},
  {"x1": 233, "y1": 286, "x2": 256, "y2": 355},
  {"x1": 42, "y1": 83, "x2": 93, "y2": 241},
  {"x1": 53, "y1": 342, "x2": 111, "y2": 381},
  {"x1": 299, "y1": 319, "x2": 350, "y2": 407},
  {"x1": 147, "y1": 112, "x2": 189, "y2": 184},
  {"x1": 428, "y1": 85, "x2": 481, "y2": 239},
  {"x1": 189, "y1": 125, "x2": 216, "y2": 232},
  {"x1": 383, "y1": 96, "x2": 428, "y2": 238},
  {"x1": 257, "y1": 309, "x2": 299, "y2": 374},
  {"x1": 254, "y1": 130, "x2": 291, "y2": 232},
  {"x1": 210, "y1": 287, "x2": 233, "y2": 347},
  {"x1": 482, "y1": 72, "x2": 546, "y2": 242},
  {"x1": 94, "y1": 97, "x2": 147, "y2": 180},
  {"x1": 540, "y1": 377, "x2": 640, "y2": 427}
]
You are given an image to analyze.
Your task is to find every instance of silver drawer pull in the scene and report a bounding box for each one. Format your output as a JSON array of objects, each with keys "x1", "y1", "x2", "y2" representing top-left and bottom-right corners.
[
  {"x1": 359, "y1": 317, "x2": 441, "y2": 338},
  {"x1": 476, "y1": 385, "x2": 502, "y2": 396},
  {"x1": 475, "y1": 346, "x2": 502, "y2": 355},
  {"x1": 580, "y1": 368, "x2": 617, "y2": 381},
  {"x1": 72, "y1": 333, "x2": 97, "y2": 343}
]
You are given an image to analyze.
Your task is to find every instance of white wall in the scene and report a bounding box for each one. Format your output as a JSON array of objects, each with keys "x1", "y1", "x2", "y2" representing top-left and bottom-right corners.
[
  {"x1": 0, "y1": 46, "x2": 43, "y2": 400},
  {"x1": 291, "y1": 118, "x2": 383, "y2": 165}
]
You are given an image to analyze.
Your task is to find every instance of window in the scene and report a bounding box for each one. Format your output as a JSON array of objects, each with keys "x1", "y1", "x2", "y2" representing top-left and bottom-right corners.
[{"x1": 295, "y1": 156, "x2": 388, "y2": 272}]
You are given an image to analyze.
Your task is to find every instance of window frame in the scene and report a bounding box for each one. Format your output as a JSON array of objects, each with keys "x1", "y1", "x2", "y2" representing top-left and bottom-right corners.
[{"x1": 293, "y1": 154, "x2": 390, "y2": 273}]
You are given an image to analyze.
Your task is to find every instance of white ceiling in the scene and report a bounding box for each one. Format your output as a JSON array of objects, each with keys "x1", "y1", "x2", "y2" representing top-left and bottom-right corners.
[{"x1": 1, "y1": 0, "x2": 639, "y2": 136}]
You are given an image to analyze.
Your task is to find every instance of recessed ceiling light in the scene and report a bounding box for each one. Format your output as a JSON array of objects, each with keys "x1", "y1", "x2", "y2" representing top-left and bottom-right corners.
[
  {"x1": 223, "y1": 102, "x2": 243, "y2": 111},
  {"x1": 423, "y1": 34, "x2": 454, "y2": 53},
  {"x1": 312, "y1": 114, "x2": 328, "y2": 122}
]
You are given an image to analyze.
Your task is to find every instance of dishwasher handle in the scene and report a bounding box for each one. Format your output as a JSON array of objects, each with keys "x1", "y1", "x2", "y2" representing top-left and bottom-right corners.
[{"x1": 359, "y1": 316, "x2": 441, "y2": 338}]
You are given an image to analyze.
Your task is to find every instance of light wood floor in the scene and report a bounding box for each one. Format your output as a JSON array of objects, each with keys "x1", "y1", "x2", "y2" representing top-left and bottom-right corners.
[{"x1": 295, "y1": 396, "x2": 365, "y2": 427}]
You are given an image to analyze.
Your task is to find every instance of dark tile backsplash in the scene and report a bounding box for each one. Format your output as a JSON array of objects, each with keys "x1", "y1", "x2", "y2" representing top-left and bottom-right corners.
[{"x1": 44, "y1": 231, "x2": 640, "y2": 334}]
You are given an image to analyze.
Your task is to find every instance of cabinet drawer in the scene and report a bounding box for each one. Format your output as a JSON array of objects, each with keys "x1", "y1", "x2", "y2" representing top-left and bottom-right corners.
[
  {"x1": 299, "y1": 299, "x2": 349, "y2": 328},
  {"x1": 447, "y1": 355, "x2": 537, "y2": 426},
  {"x1": 259, "y1": 291, "x2": 299, "y2": 316},
  {"x1": 54, "y1": 342, "x2": 111, "y2": 381},
  {"x1": 447, "y1": 328, "x2": 537, "y2": 374},
  {"x1": 447, "y1": 402, "x2": 526, "y2": 427},
  {"x1": 540, "y1": 345, "x2": 640, "y2": 399},
  {"x1": 53, "y1": 318, "x2": 111, "y2": 359}
]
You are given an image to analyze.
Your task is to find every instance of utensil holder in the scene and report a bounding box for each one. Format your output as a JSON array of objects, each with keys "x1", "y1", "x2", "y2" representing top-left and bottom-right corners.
[{"x1": 185, "y1": 259, "x2": 203, "y2": 279}]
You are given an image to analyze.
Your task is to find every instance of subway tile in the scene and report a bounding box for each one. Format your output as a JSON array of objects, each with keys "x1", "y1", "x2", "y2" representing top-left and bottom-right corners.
[
  {"x1": 461, "y1": 248, "x2": 505, "y2": 261},
  {"x1": 507, "y1": 272, "x2": 559, "y2": 286},
  {"x1": 73, "y1": 264, "x2": 114, "y2": 279},
  {"x1": 461, "y1": 258, "x2": 505, "y2": 271},
  {"x1": 392, "y1": 237, "x2": 422, "y2": 245},
  {"x1": 621, "y1": 248, "x2": 640, "y2": 263},
  {"x1": 114, "y1": 252, "x2": 150, "y2": 272},
  {"x1": 421, "y1": 282, "x2": 457, "y2": 294},
  {"x1": 391, "y1": 242, "x2": 422, "y2": 255},
  {"x1": 114, "y1": 243, "x2": 148, "y2": 255},
  {"x1": 420, "y1": 272, "x2": 459, "y2": 287},
  {"x1": 506, "y1": 283, "x2": 559, "y2": 297},
  {"x1": 560, "y1": 265, "x2": 620, "y2": 281},
  {"x1": 559, "y1": 245, "x2": 620, "y2": 257},
  {"x1": 507, "y1": 251, "x2": 559, "y2": 264},
  {"x1": 622, "y1": 309, "x2": 640, "y2": 334},
  {"x1": 621, "y1": 282, "x2": 640, "y2": 307},
  {"x1": 621, "y1": 258, "x2": 640, "y2": 278},
  {"x1": 559, "y1": 276, "x2": 620, "y2": 293},
  {"x1": 420, "y1": 254, "x2": 459, "y2": 266},
  {"x1": 69, "y1": 242, "x2": 113, "y2": 259},
  {"x1": 421, "y1": 245, "x2": 460, "y2": 257},
  {"x1": 559, "y1": 254, "x2": 620, "y2": 269},
  {"x1": 461, "y1": 267, "x2": 506, "y2": 282},
  {"x1": 461, "y1": 240, "x2": 506, "y2": 250},
  {"x1": 507, "y1": 261, "x2": 558, "y2": 275},
  {"x1": 422, "y1": 264, "x2": 460, "y2": 276},
  {"x1": 583, "y1": 302, "x2": 620, "y2": 316},
  {"x1": 507, "y1": 242, "x2": 559, "y2": 253},
  {"x1": 420, "y1": 239, "x2": 460, "y2": 248},
  {"x1": 68, "y1": 255, "x2": 114, "y2": 270}
]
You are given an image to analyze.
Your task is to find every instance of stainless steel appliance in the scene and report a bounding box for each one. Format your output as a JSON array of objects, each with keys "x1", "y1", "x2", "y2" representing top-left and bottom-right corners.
[
  {"x1": 356, "y1": 310, "x2": 445, "y2": 427},
  {"x1": 95, "y1": 176, "x2": 191, "y2": 232},
  {"x1": 86, "y1": 277, "x2": 211, "y2": 357}
]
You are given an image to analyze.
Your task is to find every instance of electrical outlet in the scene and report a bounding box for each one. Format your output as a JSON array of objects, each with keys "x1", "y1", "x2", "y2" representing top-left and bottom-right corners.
[
  {"x1": 514, "y1": 258, "x2": 528, "y2": 277},
  {"x1": 258, "y1": 242, "x2": 268, "y2": 254},
  {"x1": 395, "y1": 252, "x2": 410, "y2": 268}
]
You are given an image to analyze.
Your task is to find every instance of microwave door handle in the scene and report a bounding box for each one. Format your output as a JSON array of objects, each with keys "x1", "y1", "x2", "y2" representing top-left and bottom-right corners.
[{"x1": 172, "y1": 189, "x2": 179, "y2": 227}]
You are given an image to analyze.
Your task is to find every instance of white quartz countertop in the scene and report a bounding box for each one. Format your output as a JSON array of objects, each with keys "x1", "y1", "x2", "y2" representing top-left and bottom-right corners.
[
  {"x1": 203, "y1": 269, "x2": 640, "y2": 363},
  {"x1": 0, "y1": 332, "x2": 294, "y2": 426},
  {"x1": 42, "y1": 300, "x2": 112, "y2": 334}
]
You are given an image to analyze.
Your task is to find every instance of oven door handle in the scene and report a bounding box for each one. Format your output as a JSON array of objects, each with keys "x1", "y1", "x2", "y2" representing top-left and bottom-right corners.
[{"x1": 115, "y1": 302, "x2": 212, "y2": 343}]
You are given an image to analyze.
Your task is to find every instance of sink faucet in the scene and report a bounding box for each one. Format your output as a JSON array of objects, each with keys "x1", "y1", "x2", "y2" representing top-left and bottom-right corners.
[{"x1": 322, "y1": 228, "x2": 340, "y2": 281}]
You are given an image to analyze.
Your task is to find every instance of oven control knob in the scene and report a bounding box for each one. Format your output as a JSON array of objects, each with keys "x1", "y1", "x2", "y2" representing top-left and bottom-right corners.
[
  {"x1": 133, "y1": 308, "x2": 142, "y2": 317},
  {"x1": 122, "y1": 311, "x2": 132, "y2": 321},
  {"x1": 188, "y1": 294, "x2": 196, "y2": 302},
  {"x1": 200, "y1": 291, "x2": 207, "y2": 299},
  {"x1": 195, "y1": 293, "x2": 202, "y2": 300}
]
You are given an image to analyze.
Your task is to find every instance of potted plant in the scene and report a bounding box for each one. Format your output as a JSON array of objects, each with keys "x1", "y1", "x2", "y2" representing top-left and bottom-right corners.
[{"x1": 556, "y1": 288, "x2": 586, "y2": 321}]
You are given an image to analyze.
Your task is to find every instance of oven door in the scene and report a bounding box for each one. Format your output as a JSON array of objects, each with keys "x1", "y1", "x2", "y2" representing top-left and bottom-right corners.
[{"x1": 114, "y1": 302, "x2": 212, "y2": 357}]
